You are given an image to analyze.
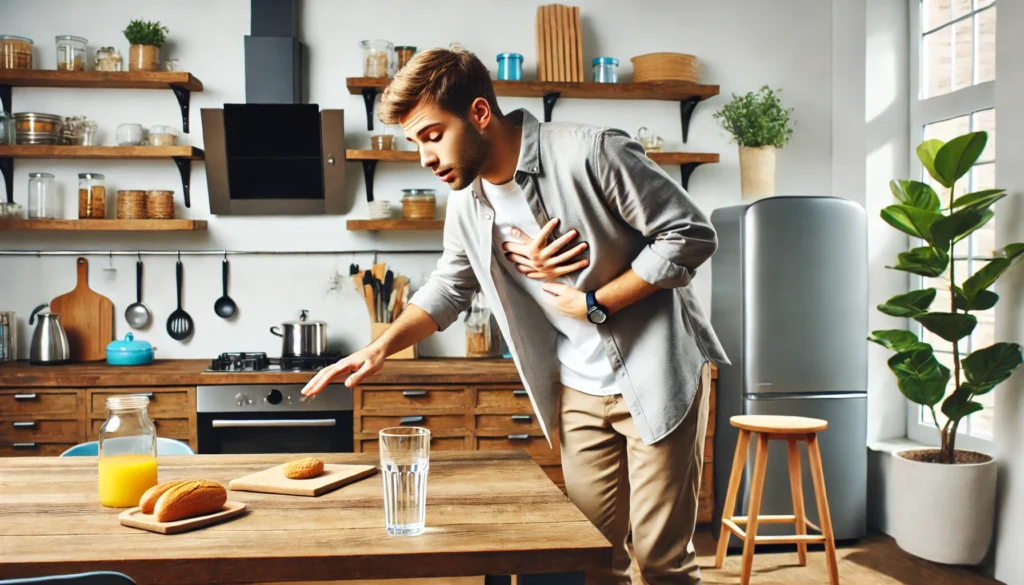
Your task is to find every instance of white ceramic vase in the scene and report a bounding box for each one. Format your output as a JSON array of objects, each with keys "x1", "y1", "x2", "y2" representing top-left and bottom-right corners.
[{"x1": 739, "y1": 145, "x2": 776, "y2": 201}]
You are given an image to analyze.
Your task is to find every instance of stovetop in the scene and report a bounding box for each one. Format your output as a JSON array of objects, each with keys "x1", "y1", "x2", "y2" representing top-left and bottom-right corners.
[{"x1": 205, "y1": 352, "x2": 341, "y2": 373}]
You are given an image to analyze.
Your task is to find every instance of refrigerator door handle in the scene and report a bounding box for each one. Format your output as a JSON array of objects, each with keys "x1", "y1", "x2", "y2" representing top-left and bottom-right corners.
[{"x1": 746, "y1": 392, "x2": 866, "y2": 400}]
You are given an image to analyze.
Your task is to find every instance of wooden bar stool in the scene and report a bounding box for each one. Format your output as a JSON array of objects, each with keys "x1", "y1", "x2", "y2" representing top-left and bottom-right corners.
[{"x1": 714, "y1": 415, "x2": 839, "y2": 585}]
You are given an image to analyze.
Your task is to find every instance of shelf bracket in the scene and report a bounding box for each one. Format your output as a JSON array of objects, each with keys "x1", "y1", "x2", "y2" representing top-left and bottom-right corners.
[
  {"x1": 362, "y1": 88, "x2": 378, "y2": 131},
  {"x1": 679, "y1": 162, "x2": 707, "y2": 191},
  {"x1": 361, "y1": 159, "x2": 378, "y2": 202},
  {"x1": 171, "y1": 85, "x2": 191, "y2": 134},
  {"x1": 0, "y1": 84, "x2": 10, "y2": 117},
  {"x1": 0, "y1": 157, "x2": 12, "y2": 204},
  {"x1": 173, "y1": 157, "x2": 192, "y2": 208},
  {"x1": 543, "y1": 92, "x2": 560, "y2": 123},
  {"x1": 679, "y1": 96, "x2": 701, "y2": 144}
]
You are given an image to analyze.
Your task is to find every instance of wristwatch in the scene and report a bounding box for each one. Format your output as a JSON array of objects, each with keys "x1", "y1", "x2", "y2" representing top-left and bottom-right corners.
[{"x1": 586, "y1": 290, "x2": 609, "y2": 324}]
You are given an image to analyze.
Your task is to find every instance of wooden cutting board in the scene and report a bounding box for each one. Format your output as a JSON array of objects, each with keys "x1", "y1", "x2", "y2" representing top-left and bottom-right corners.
[
  {"x1": 118, "y1": 501, "x2": 247, "y2": 535},
  {"x1": 49, "y1": 257, "x2": 113, "y2": 362},
  {"x1": 229, "y1": 463, "x2": 377, "y2": 497}
]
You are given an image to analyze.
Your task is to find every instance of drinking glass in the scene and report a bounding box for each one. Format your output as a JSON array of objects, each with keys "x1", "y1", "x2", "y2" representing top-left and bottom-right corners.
[{"x1": 379, "y1": 426, "x2": 430, "y2": 536}]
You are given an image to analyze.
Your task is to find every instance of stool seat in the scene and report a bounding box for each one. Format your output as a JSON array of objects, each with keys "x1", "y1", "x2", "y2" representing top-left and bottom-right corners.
[{"x1": 730, "y1": 415, "x2": 828, "y2": 434}]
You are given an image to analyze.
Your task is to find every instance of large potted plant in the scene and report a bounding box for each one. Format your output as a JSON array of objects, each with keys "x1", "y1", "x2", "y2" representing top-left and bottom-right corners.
[
  {"x1": 712, "y1": 85, "x2": 793, "y2": 200},
  {"x1": 870, "y1": 130, "x2": 1023, "y2": 564},
  {"x1": 123, "y1": 20, "x2": 168, "y2": 72}
]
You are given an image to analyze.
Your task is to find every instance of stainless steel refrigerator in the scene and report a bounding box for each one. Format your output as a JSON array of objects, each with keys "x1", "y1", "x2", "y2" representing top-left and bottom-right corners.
[{"x1": 710, "y1": 196, "x2": 868, "y2": 544}]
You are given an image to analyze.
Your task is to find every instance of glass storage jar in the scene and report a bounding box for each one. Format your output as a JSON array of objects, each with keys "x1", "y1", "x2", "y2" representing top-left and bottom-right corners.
[
  {"x1": 401, "y1": 189, "x2": 437, "y2": 220},
  {"x1": 0, "y1": 111, "x2": 14, "y2": 145},
  {"x1": 395, "y1": 46, "x2": 416, "y2": 70},
  {"x1": 95, "y1": 46, "x2": 122, "y2": 71},
  {"x1": 496, "y1": 53, "x2": 523, "y2": 81},
  {"x1": 27, "y1": 173, "x2": 59, "y2": 219},
  {"x1": 592, "y1": 57, "x2": 619, "y2": 83},
  {"x1": 56, "y1": 36, "x2": 86, "y2": 71},
  {"x1": 78, "y1": 172, "x2": 106, "y2": 219},
  {"x1": 116, "y1": 123, "x2": 144, "y2": 146},
  {"x1": 147, "y1": 125, "x2": 177, "y2": 146},
  {"x1": 98, "y1": 395, "x2": 158, "y2": 508},
  {"x1": 360, "y1": 39, "x2": 394, "y2": 78},
  {"x1": 0, "y1": 36, "x2": 33, "y2": 70}
]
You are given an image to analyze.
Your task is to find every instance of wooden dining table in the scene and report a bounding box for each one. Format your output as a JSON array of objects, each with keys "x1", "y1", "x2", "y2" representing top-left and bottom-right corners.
[{"x1": 0, "y1": 451, "x2": 611, "y2": 584}]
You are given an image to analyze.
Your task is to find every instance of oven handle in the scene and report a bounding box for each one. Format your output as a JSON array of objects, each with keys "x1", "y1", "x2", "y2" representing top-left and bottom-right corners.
[{"x1": 211, "y1": 419, "x2": 337, "y2": 428}]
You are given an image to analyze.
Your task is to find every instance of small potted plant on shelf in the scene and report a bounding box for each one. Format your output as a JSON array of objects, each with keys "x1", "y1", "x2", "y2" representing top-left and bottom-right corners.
[
  {"x1": 870, "y1": 129, "x2": 1023, "y2": 565},
  {"x1": 123, "y1": 19, "x2": 169, "y2": 72},
  {"x1": 712, "y1": 85, "x2": 793, "y2": 201}
]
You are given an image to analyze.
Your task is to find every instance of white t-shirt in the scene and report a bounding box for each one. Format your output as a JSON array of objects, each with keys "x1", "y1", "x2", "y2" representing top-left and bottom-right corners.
[{"x1": 481, "y1": 178, "x2": 620, "y2": 396}]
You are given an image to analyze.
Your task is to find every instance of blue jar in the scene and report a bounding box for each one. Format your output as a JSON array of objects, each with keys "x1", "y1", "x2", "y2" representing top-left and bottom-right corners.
[
  {"x1": 592, "y1": 57, "x2": 619, "y2": 83},
  {"x1": 497, "y1": 52, "x2": 523, "y2": 81}
]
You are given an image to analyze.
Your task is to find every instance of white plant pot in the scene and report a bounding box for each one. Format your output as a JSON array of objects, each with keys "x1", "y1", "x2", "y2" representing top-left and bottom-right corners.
[
  {"x1": 891, "y1": 449, "x2": 997, "y2": 565},
  {"x1": 739, "y1": 145, "x2": 776, "y2": 201}
]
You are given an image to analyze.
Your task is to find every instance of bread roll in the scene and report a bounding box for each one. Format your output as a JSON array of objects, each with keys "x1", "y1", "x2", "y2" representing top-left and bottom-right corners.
[
  {"x1": 154, "y1": 480, "x2": 227, "y2": 522},
  {"x1": 139, "y1": 479, "x2": 191, "y2": 514},
  {"x1": 284, "y1": 457, "x2": 325, "y2": 479}
]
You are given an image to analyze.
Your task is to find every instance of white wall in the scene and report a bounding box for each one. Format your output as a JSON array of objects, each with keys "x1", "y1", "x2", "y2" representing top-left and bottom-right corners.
[{"x1": 1, "y1": 0, "x2": 846, "y2": 361}]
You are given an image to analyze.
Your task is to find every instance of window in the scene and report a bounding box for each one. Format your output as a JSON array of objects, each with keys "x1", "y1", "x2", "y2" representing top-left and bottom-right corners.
[{"x1": 908, "y1": 0, "x2": 996, "y2": 449}]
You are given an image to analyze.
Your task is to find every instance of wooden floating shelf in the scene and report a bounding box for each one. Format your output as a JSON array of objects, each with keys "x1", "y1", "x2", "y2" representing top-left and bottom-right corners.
[
  {"x1": 0, "y1": 145, "x2": 204, "y2": 160},
  {"x1": 347, "y1": 219, "x2": 444, "y2": 231},
  {"x1": 346, "y1": 149, "x2": 419, "y2": 162},
  {"x1": 0, "y1": 219, "x2": 208, "y2": 232},
  {"x1": 347, "y1": 77, "x2": 718, "y2": 102},
  {"x1": 0, "y1": 70, "x2": 203, "y2": 91},
  {"x1": 647, "y1": 152, "x2": 719, "y2": 165}
]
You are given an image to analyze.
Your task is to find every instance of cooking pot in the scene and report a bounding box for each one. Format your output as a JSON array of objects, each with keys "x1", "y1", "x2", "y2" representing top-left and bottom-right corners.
[
  {"x1": 106, "y1": 333, "x2": 155, "y2": 366},
  {"x1": 270, "y1": 310, "x2": 327, "y2": 357}
]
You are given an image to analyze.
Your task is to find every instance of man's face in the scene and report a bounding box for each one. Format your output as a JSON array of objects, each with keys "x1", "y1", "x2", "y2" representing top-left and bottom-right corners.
[{"x1": 401, "y1": 100, "x2": 490, "y2": 191}]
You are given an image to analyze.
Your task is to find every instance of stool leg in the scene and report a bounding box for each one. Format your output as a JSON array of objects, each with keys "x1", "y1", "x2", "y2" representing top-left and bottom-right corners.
[
  {"x1": 715, "y1": 429, "x2": 751, "y2": 568},
  {"x1": 807, "y1": 433, "x2": 839, "y2": 585},
  {"x1": 786, "y1": 439, "x2": 808, "y2": 566},
  {"x1": 740, "y1": 433, "x2": 769, "y2": 585}
]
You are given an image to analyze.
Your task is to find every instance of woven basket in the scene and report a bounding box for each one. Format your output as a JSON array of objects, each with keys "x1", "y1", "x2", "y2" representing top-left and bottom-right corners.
[
  {"x1": 116, "y1": 190, "x2": 147, "y2": 220},
  {"x1": 631, "y1": 52, "x2": 700, "y2": 83},
  {"x1": 146, "y1": 190, "x2": 175, "y2": 219}
]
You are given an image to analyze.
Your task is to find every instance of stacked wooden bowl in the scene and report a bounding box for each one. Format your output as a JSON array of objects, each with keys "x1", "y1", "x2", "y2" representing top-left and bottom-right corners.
[
  {"x1": 631, "y1": 52, "x2": 700, "y2": 83},
  {"x1": 147, "y1": 191, "x2": 175, "y2": 219},
  {"x1": 116, "y1": 191, "x2": 147, "y2": 220}
]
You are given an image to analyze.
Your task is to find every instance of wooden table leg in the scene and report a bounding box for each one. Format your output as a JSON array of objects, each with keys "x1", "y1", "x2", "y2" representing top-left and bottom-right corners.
[
  {"x1": 807, "y1": 433, "x2": 840, "y2": 585},
  {"x1": 787, "y1": 438, "x2": 808, "y2": 566},
  {"x1": 740, "y1": 433, "x2": 769, "y2": 585},
  {"x1": 715, "y1": 428, "x2": 751, "y2": 568}
]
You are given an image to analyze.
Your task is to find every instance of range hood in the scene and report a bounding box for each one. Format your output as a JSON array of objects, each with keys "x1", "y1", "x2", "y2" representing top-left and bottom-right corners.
[{"x1": 201, "y1": 0, "x2": 346, "y2": 215}]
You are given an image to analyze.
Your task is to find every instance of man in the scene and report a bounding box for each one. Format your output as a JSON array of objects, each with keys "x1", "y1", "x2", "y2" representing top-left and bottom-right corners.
[{"x1": 302, "y1": 47, "x2": 729, "y2": 585}]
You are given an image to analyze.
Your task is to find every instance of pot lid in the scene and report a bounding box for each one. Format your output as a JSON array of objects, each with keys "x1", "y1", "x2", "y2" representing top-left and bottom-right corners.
[
  {"x1": 282, "y1": 310, "x2": 326, "y2": 326},
  {"x1": 106, "y1": 333, "x2": 154, "y2": 354}
]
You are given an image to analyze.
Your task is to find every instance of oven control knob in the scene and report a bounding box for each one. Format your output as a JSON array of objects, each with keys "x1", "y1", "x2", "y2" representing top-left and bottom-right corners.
[
  {"x1": 235, "y1": 393, "x2": 247, "y2": 407},
  {"x1": 267, "y1": 389, "x2": 283, "y2": 405}
]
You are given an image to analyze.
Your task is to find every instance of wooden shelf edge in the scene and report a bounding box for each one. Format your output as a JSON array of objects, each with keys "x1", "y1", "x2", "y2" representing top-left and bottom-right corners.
[
  {"x1": 0, "y1": 219, "x2": 208, "y2": 232},
  {"x1": 346, "y1": 149, "x2": 420, "y2": 162},
  {"x1": 0, "y1": 145, "x2": 204, "y2": 160},
  {"x1": 0, "y1": 70, "x2": 203, "y2": 91},
  {"x1": 346, "y1": 77, "x2": 718, "y2": 101},
  {"x1": 347, "y1": 219, "x2": 444, "y2": 231},
  {"x1": 647, "y1": 152, "x2": 720, "y2": 164}
]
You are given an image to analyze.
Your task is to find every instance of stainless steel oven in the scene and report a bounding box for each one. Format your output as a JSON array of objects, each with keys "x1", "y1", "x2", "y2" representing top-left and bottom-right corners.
[{"x1": 197, "y1": 384, "x2": 353, "y2": 454}]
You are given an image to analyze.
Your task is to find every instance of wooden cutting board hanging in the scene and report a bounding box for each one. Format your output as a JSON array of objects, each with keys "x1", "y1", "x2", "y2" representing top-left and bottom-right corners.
[{"x1": 49, "y1": 257, "x2": 113, "y2": 362}]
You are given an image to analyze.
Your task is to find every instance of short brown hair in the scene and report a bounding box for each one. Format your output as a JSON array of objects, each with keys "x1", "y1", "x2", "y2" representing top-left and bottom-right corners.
[{"x1": 378, "y1": 47, "x2": 502, "y2": 125}]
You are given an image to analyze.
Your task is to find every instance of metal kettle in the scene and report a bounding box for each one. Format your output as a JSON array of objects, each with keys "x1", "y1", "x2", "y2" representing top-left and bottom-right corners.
[{"x1": 29, "y1": 304, "x2": 71, "y2": 365}]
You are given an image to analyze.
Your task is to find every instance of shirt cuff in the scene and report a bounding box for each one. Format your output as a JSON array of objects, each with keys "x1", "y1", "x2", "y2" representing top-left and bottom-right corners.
[
  {"x1": 631, "y1": 245, "x2": 693, "y2": 288},
  {"x1": 409, "y1": 282, "x2": 463, "y2": 331}
]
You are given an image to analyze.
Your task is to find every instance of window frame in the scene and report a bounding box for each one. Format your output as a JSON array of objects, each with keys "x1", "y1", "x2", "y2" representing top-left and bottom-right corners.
[{"x1": 906, "y1": 0, "x2": 996, "y2": 452}]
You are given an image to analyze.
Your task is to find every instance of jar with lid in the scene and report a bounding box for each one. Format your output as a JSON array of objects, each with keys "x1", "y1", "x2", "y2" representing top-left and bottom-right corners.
[
  {"x1": 56, "y1": 36, "x2": 87, "y2": 71},
  {"x1": 0, "y1": 111, "x2": 14, "y2": 145},
  {"x1": 97, "y1": 395, "x2": 158, "y2": 508},
  {"x1": 27, "y1": 173, "x2": 59, "y2": 219},
  {"x1": 496, "y1": 53, "x2": 523, "y2": 81},
  {"x1": 466, "y1": 291, "x2": 502, "y2": 358},
  {"x1": 95, "y1": 46, "x2": 122, "y2": 72},
  {"x1": 78, "y1": 173, "x2": 106, "y2": 219},
  {"x1": 360, "y1": 39, "x2": 394, "y2": 78},
  {"x1": 116, "y1": 123, "x2": 144, "y2": 146},
  {"x1": 395, "y1": 46, "x2": 416, "y2": 70},
  {"x1": 0, "y1": 36, "x2": 33, "y2": 70},
  {"x1": 592, "y1": 57, "x2": 619, "y2": 83},
  {"x1": 147, "y1": 125, "x2": 177, "y2": 146},
  {"x1": 402, "y1": 189, "x2": 437, "y2": 220}
]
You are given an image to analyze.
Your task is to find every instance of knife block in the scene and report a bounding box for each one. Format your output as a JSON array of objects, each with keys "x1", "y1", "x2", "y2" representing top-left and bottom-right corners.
[{"x1": 370, "y1": 323, "x2": 417, "y2": 360}]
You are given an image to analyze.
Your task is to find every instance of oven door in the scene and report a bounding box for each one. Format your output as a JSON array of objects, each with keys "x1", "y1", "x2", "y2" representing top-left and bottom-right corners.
[{"x1": 197, "y1": 410, "x2": 353, "y2": 454}]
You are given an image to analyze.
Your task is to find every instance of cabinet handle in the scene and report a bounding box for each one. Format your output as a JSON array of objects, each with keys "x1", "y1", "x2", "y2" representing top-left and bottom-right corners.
[
  {"x1": 14, "y1": 393, "x2": 38, "y2": 401},
  {"x1": 512, "y1": 389, "x2": 527, "y2": 396},
  {"x1": 507, "y1": 434, "x2": 530, "y2": 440},
  {"x1": 400, "y1": 416, "x2": 425, "y2": 425},
  {"x1": 13, "y1": 443, "x2": 38, "y2": 450},
  {"x1": 511, "y1": 415, "x2": 532, "y2": 422},
  {"x1": 12, "y1": 421, "x2": 36, "y2": 428},
  {"x1": 402, "y1": 390, "x2": 428, "y2": 397}
]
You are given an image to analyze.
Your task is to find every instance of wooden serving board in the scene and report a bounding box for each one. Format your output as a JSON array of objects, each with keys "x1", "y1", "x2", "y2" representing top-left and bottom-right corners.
[
  {"x1": 118, "y1": 501, "x2": 247, "y2": 534},
  {"x1": 229, "y1": 463, "x2": 377, "y2": 497},
  {"x1": 49, "y1": 257, "x2": 113, "y2": 362}
]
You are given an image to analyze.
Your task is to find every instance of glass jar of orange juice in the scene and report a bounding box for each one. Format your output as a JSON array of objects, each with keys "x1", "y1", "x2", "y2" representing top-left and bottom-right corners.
[{"x1": 98, "y1": 395, "x2": 158, "y2": 508}]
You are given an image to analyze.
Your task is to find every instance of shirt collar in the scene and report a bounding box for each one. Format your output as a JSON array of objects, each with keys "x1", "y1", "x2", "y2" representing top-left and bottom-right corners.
[{"x1": 509, "y1": 108, "x2": 541, "y2": 176}]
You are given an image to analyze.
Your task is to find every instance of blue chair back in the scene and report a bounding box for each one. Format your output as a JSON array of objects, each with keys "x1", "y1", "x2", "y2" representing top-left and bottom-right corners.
[
  {"x1": 0, "y1": 571, "x2": 136, "y2": 584},
  {"x1": 60, "y1": 438, "x2": 194, "y2": 457}
]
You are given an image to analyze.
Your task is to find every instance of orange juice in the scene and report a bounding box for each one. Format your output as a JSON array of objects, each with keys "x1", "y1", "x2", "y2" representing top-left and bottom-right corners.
[{"x1": 98, "y1": 454, "x2": 158, "y2": 508}]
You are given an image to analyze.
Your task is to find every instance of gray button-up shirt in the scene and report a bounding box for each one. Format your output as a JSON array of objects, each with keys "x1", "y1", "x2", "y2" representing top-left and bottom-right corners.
[{"x1": 409, "y1": 109, "x2": 730, "y2": 446}]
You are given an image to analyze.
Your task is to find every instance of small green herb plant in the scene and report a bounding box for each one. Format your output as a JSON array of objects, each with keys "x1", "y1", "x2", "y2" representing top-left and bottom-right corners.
[
  {"x1": 712, "y1": 85, "x2": 794, "y2": 148},
  {"x1": 123, "y1": 20, "x2": 169, "y2": 48}
]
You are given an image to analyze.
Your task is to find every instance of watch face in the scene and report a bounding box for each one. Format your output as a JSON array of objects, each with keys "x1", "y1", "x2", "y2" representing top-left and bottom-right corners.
[{"x1": 589, "y1": 308, "x2": 608, "y2": 324}]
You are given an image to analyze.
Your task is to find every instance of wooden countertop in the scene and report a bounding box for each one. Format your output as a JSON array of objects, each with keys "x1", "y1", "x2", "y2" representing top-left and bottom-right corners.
[
  {"x1": 0, "y1": 451, "x2": 610, "y2": 583},
  {"x1": 0, "y1": 359, "x2": 716, "y2": 388}
]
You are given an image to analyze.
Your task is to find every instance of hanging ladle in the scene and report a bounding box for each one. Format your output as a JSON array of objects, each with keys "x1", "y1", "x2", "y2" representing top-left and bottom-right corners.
[
  {"x1": 124, "y1": 253, "x2": 151, "y2": 329},
  {"x1": 214, "y1": 254, "x2": 237, "y2": 319}
]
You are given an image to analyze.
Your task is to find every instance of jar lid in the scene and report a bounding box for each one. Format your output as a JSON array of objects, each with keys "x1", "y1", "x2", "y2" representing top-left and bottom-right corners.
[
  {"x1": 395, "y1": 46, "x2": 416, "y2": 51},
  {"x1": 497, "y1": 53, "x2": 524, "y2": 61},
  {"x1": 79, "y1": 173, "x2": 105, "y2": 179},
  {"x1": 360, "y1": 39, "x2": 394, "y2": 49},
  {"x1": 593, "y1": 57, "x2": 619, "y2": 66},
  {"x1": 149, "y1": 125, "x2": 177, "y2": 134},
  {"x1": 28, "y1": 172, "x2": 54, "y2": 179},
  {"x1": 0, "y1": 35, "x2": 33, "y2": 44},
  {"x1": 56, "y1": 35, "x2": 87, "y2": 43},
  {"x1": 402, "y1": 189, "x2": 436, "y2": 198},
  {"x1": 105, "y1": 394, "x2": 150, "y2": 411},
  {"x1": 15, "y1": 112, "x2": 63, "y2": 122},
  {"x1": 106, "y1": 332, "x2": 154, "y2": 355}
]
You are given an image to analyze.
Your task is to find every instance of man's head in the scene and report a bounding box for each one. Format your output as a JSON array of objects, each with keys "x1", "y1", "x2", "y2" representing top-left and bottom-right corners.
[{"x1": 379, "y1": 48, "x2": 503, "y2": 191}]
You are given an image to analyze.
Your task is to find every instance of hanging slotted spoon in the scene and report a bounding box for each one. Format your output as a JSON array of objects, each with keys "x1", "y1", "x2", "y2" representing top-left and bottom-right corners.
[{"x1": 167, "y1": 258, "x2": 194, "y2": 340}]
